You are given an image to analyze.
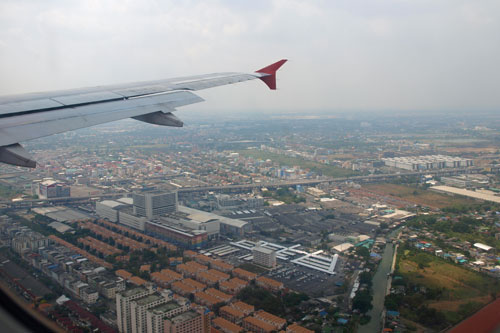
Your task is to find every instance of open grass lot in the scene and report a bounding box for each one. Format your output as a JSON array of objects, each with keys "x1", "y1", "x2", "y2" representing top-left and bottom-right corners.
[
  {"x1": 398, "y1": 252, "x2": 500, "y2": 323},
  {"x1": 238, "y1": 149, "x2": 360, "y2": 178},
  {"x1": 364, "y1": 183, "x2": 479, "y2": 208},
  {"x1": 0, "y1": 183, "x2": 24, "y2": 200}
]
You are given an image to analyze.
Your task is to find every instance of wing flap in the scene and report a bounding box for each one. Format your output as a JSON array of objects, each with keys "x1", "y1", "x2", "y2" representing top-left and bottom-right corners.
[
  {"x1": 52, "y1": 91, "x2": 124, "y2": 105},
  {"x1": 0, "y1": 99, "x2": 64, "y2": 115},
  {"x1": 0, "y1": 91, "x2": 203, "y2": 146}
]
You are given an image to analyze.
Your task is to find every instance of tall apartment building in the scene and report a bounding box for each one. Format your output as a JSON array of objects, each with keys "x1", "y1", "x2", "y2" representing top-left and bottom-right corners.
[
  {"x1": 164, "y1": 310, "x2": 209, "y2": 333},
  {"x1": 130, "y1": 293, "x2": 172, "y2": 333},
  {"x1": 253, "y1": 246, "x2": 276, "y2": 268},
  {"x1": 11, "y1": 231, "x2": 50, "y2": 256},
  {"x1": 116, "y1": 287, "x2": 152, "y2": 333},
  {"x1": 146, "y1": 301, "x2": 190, "y2": 333},
  {"x1": 133, "y1": 191, "x2": 177, "y2": 219}
]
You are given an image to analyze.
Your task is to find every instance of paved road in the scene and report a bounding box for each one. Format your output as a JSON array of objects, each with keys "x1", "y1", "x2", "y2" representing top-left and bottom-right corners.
[
  {"x1": 0, "y1": 166, "x2": 479, "y2": 206},
  {"x1": 358, "y1": 230, "x2": 398, "y2": 333}
]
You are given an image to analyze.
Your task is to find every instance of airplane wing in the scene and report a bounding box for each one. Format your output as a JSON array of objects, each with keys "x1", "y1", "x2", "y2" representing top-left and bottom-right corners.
[{"x1": 0, "y1": 59, "x2": 287, "y2": 168}]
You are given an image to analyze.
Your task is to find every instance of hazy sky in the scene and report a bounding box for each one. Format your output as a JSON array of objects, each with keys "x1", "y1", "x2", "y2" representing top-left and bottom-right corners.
[{"x1": 1, "y1": 0, "x2": 499, "y2": 114}]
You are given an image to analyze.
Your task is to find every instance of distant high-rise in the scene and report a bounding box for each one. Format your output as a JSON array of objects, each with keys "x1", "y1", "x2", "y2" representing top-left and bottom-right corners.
[{"x1": 133, "y1": 191, "x2": 177, "y2": 219}]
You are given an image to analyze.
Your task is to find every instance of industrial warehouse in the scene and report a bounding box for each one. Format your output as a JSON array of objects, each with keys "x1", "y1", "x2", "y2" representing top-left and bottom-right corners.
[
  {"x1": 382, "y1": 154, "x2": 473, "y2": 171},
  {"x1": 230, "y1": 240, "x2": 339, "y2": 275}
]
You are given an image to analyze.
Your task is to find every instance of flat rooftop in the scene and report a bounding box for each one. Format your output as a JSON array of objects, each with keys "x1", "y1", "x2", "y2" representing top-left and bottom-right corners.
[
  {"x1": 179, "y1": 206, "x2": 247, "y2": 228},
  {"x1": 171, "y1": 310, "x2": 199, "y2": 323},
  {"x1": 431, "y1": 185, "x2": 500, "y2": 204},
  {"x1": 136, "y1": 294, "x2": 163, "y2": 306},
  {"x1": 121, "y1": 287, "x2": 148, "y2": 298},
  {"x1": 149, "y1": 301, "x2": 180, "y2": 315}
]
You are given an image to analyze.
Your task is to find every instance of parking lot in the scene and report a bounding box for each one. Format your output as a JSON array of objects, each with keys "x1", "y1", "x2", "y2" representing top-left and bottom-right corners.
[{"x1": 265, "y1": 259, "x2": 347, "y2": 297}]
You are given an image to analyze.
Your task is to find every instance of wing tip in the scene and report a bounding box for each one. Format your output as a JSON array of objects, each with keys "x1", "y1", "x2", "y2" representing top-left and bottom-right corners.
[{"x1": 255, "y1": 59, "x2": 288, "y2": 90}]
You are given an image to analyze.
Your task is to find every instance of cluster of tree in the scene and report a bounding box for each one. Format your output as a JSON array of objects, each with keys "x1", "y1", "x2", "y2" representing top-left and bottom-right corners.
[
  {"x1": 352, "y1": 269, "x2": 374, "y2": 316},
  {"x1": 0, "y1": 183, "x2": 23, "y2": 199},
  {"x1": 352, "y1": 289, "x2": 373, "y2": 314},
  {"x1": 355, "y1": 246, "x2": 370, "y2": 261},
  {"x1": 263, "y1": 187, "x2": 306, "y2": 204},
  {"x1": 237, "y1": 286, "x2": 285, "y2": 316},
  {"x1": 283, "y1": 292, "x2": 309, "y2": 307}
]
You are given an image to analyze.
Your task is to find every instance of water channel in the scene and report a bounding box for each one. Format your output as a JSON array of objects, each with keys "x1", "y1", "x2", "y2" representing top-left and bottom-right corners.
[{"x1": 358, "y1": 228, "x2": 399, "y2": 333}]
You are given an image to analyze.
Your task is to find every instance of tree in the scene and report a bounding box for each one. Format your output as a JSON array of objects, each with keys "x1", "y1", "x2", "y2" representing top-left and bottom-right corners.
[
  {"x1": 359, "y1": 272, "x2": 372, "y2": 288},
  {"x1": 356, "y1": 247, "x2": 370, "y2": 260},
  {"x1": 416, "y1": 306, "x2": 447, "y2": 329},
  {"x1": 353, "y1": 290, "x2": 373, "y2": 314},
  {"x1": 384, "y1": 294, "x2": 402, "y2": 311}
]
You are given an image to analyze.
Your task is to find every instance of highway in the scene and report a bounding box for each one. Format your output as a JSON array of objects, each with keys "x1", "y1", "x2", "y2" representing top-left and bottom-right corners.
[{"x1": 0, "y1": 167, "x2": 480, "y2": 208}]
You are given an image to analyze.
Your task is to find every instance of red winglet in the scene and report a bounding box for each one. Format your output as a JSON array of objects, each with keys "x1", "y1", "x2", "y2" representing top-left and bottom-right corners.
[{"x1": 255, "y1": 59, "x2": 287, "y2": 90}]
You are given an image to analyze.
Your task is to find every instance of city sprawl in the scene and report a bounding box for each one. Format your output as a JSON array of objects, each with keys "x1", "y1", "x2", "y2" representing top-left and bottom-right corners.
[{"x1": 1, "y1": 112, "x2": 500, "y2": 332}]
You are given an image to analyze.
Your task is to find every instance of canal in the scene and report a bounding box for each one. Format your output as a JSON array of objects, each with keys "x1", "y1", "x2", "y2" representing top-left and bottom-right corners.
[{"x1": 358, "y1": 229, "x2": 399, "y2": 333}]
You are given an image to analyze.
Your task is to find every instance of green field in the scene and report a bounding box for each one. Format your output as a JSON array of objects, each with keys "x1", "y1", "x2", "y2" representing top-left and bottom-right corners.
[
  {"x1": 238, "y1": 149, "x2": 360, "y2": 178},
  {"x1": 0, "y1": 183, "x2": 23, "y2": 200},
  {"x1": 396, "y1": 248, "x2": 500, "y2": 324}
]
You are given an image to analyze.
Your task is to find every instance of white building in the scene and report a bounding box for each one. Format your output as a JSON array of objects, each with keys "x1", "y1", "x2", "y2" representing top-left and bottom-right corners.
[
  {"x1": 130, "y1": 293, "x2": 171, "y2": 333},
  {"x1": 164, "y1": 310, "x2": 207, "y2": 333},
  {"x1": 133, "y1": 191, "x2": 178, "y2": 219},
  {"x1": 116, "y1": 287, "x2": 152, "y2": 333},
  {"x1": 382, "y1": 155, "x2": 473, "y2": 171},
  {"x1": 96, "y1": 200, "x2": 124, "y2": 222},
  {"x1": 81, "y1": 287, "x2": 99, "y2": 304},
  {"x1": 253, "y1": 246, "x2": 277, "y2": 268},
  {"x1": 146, "y1": 300, "x2": 190, "y2": 333},
  {"x1": 119, "y1": 210, "x2": 148, "y2": 231}
]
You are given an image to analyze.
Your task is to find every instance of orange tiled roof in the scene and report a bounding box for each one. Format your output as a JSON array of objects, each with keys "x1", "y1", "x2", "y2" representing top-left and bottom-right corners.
[
  {"x1": 197, "y1": 271, "x2": 220, "y2": 284},
  {"x1": 229, "y1": 277, "x2": 247, "y2": 287},
  {"x1": 129, "y1": 276, "x2": 147, "y2": 286},
  {"x1": 212, "y1": 317, "x2": 242, "y2": 333},
  {"x1": 220, "y1": 305, "x2": 244, "y2": 319},
  {"x1": 255, "y1": 310, "x2": 286, "y2": 328},
  {"x1": 184, "y1": 250, "x2": 197, "y2": 258},
  {"x1": 212, "y1": 260, "x2": 234, "y2": 270},
  {"x1": 256, "y1": 276, "x2": 283, "y2": 288},
  {"x1": 231, "y1": 301, "x2": 254, "y2": 314},
  {"x1": 219, "y1": 280, "x2": 244, "y2": 294},
  {"x1": 177, "y1": 264, "x2": 200, "y2": 275},
  {"x1": 286, "y1": 323, "x2": 314, "y2": 333},
  {"x1": 185, "y1": 261, "x2": 208, "y2": 271},
  {"x1": 195, "y1": 292, "x2": 220, "y2": 306},
  {"x1": 206, "y1": 288, "x2": 232, "y2": 302},
  {"x1": 232, "y1": 268, "x2": 257, "y2": 279},
  {"x1": 172, "y1": 281, "x2": 196, "y2": 294},
  {"x1": 161, "y1": 269, "x2": 182, "y2": 279},
  {"x1": 183, "y1": 278, "x2": 206, "y2": 290},
  {"x1": 208, "y1": 269, "x2": 230, "y2": 280},
  {"x1": 140, "y1": 264, "x2": 151, "y2": 272},
  {"x1": 243, "y1": 316, "x2": 275, "y2": 332},
  {"x1": 115, "y1": 269, "x2": 133, "y2": 279}
]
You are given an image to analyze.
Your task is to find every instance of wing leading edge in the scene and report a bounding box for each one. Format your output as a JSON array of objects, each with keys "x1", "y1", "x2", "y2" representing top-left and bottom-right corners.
[{"x1": 0, "y1": 59, "x2": 287, "y2": 167}]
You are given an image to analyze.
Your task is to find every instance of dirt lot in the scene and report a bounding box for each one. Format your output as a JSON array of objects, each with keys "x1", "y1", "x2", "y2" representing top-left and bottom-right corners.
[{"x1": 363, "y1": 184, "x2": 478, "y2": 209}]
